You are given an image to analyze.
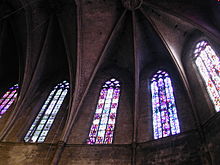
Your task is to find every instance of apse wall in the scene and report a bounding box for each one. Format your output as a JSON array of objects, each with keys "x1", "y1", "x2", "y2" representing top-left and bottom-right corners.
[
  {"x1": 182, "y1": 31, "x2": 220, "y2": 165},
  {"x1": 68, "y1": 68, "x2": 133, "y2": 144},
  {"x1": 0, "y1": 0, "x2": 220, "y2": 165},
  {"x1": 138, "y1": 61, "x2": 196, "y2": 142},
  {"x1": 136, "y1": 62, "x2": 201, "y2": 164}
]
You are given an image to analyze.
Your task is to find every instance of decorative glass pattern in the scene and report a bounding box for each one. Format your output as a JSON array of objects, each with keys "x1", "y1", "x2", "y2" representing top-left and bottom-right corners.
[
  {"x1": 87, "y1": 78, "x2": 120, "y2": 144},
  {"x1": 194, "y1": 41, "x2": 220, "y2": 112},
  {"x1": 151, "y1": 70, "x2": 180, "y2": 139},
  {"x1": 24, "y1": 80, "x2": 69, "y2": 143},
  {"x1": 0, "y1": 84, "x2": 18, "y2": 118}
]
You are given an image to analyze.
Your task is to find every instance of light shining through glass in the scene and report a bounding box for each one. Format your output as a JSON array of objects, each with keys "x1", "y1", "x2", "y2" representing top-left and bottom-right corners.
[
  {"x1": 0, "y1": 84, "x2": 18, "y2": 118},
  {"x1": 24, "y1": 81, "x2": 69, "y2": 143},
  {"x1": 194, "y1": 41, "x2": 220, "y2": 112},
  {"x1": 151, "y1": 71, "x2": 180, "y2": 139},
  {"x1": 87, "y1": 78, "x2": 120, "y2": 144}
]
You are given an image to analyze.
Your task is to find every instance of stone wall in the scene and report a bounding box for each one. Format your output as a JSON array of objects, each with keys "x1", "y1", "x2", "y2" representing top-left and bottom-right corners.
[
  {"x1": 59, "y1": 144, "x2": 132, "y2": 165},
  {"x1": 0, "y1": 142, "x2": 56, "y2": 165},
  {"x1": 203, "y1": 113, "x2": 220, "y2": 165},
  {"x1": 136, "y1": 131, "x2": 206, "y2": 165}
]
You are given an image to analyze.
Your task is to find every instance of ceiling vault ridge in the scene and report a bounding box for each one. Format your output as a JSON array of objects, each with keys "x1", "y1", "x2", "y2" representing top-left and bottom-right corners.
[
  {"x1": 20, "y1": 15, "x2": 53, "y2": 102},
  {"x1": 56, "y1": 16, "x2": 75, "y2": 126},
  {"x1": 122, "y1": 0, "x2": 143, "y2": 11},
  {"x1": 0, "y1": 0, "x2": 219, "y2": 164},
  {"x1": 143, "y1": 1, "x2": 220, "y2": 43},
  {"x1": 0, "y1": 15, "x2": 54, "y2": 142},
  {"x1": 0, "y1": 0, "x2": 24, "y2": 21},
  {"x1": 19, "y1": 0, "x2": 39, "y2": 101},
  {"x1": 59, "y1": 10, "x2": 128, "y2": 144},
  {"x1": 140, "y1": 7, "x2": 188, "y2": 96},
  {"x1": 131, "y1": 10, "x2": 138, "y2": 165},
  {"x1": 139, "y1": 7, "x2": 209, "y2": 152},
  {"x1": 3, "y1": 0, "x2": 31, "y2": 101},
  {"x1": 58, "y1": 0, "x2": 81, "y2": 143}
]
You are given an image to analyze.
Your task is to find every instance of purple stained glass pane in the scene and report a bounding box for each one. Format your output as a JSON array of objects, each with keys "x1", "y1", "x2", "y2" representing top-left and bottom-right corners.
[
  {"x1": 151, "y1": 71, "x2": 180, "y2": 139},
  {"x1": 87, "y1": 78, "x2": 120, "y2": 144},
  {"x1": 0, "y1": 84, "x2": 18, "y2": 118}
]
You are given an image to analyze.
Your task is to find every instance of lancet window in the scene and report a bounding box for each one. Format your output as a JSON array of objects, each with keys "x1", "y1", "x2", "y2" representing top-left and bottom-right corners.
[
  {"x1": 151, "y1": 70, "x2": 180, "y2": 139},
  {"x1": 0, "y1": 84, "x2": 18, "y2": 118},
  {"x1": 87, "y1": 78, "x2": 120, "y2": 144},
  {"x1": 24, "y1": 80, "x2": 69, "y2": 143},
  {"x1": 193, "y1": 41, "x2": 220, "y2": 112}
]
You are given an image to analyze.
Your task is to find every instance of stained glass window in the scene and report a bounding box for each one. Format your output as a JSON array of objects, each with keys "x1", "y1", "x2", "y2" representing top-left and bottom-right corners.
[
  {"x1": 193, "y1": 41, "x2": 220, "y2": 112},
  {"x1": 24, "y1": 80, "x2": 69, "y2": 143},
  {"x1": 151, "y1": 70, "x2": 180, "y2": 139},
  {"x1": 0, "y1": 84, "x2": 18, "y2": 118},
  {"x1": 87, "y1": 78, "x2": 120, "y2": 144}
]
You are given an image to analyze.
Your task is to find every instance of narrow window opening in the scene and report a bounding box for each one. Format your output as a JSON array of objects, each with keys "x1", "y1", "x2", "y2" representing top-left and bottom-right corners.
[
  {"x1": 24, "y1": 81, "x2": 69, "y2": 143},
  {"x1": 0, "y1": 84, "x2": 18, "y2": 118},
  {"x1": 87, "y1": 78, "x2": 120, "y2": 144},
  {"x1": 193, "y1": 41, "x2": 220, "y2": 112},
  {"x1": 151, "y1": 70, "x2": 180, "y2": 139}
]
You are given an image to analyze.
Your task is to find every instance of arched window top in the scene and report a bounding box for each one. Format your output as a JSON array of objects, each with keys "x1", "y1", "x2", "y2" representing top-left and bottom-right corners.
[
  {"x1": 55, "y1": 80, "x2": 69, "y2": 89},
  {"x1": 151, "y1": 70, "x2": 180, "y2": 139},
  {"x1": 151, "y1": 70, "x2": 169, "y2": 81},
  {"x1": 0, "y1": 84, "x2": 18, "y2": 118},
  {"x1": 24, "y1": 80, "x2": 69, "y2": 143},
  {"x1": 102, "y1": 78, "x2": 120, "y2": 88},
  {"x1": 87, "y1": 78, "x2": 120, "y2": 144},
  {"x1": 193, "y1": 40, "x2": 217, "y2": 58},
  {"x1": 193, "y1": 40, "x2": 220, "y2": 112},
  {"x1": 194, "y1": 40, "x2": 207, "y2": 57}
]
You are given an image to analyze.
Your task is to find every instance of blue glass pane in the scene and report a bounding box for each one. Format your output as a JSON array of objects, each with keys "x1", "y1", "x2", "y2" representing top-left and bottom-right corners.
[
  {"x1": 151, "y1": 71, "x2": 180, "y2": 139},
  {"x1": 24, "y1": 81, "x2": 69, "y2": 143}
]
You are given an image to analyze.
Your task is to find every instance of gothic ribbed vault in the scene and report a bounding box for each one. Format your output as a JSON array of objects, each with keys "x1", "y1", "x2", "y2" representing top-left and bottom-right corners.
[{"x1": 0, "y1": 0, "x2": 220, "y2": 164}]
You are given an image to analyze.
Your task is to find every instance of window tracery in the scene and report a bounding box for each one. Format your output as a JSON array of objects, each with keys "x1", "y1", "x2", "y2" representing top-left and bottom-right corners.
[
  {"x1": 151, "y1": 70, "x2": 180, "y2": 139},
  {"x1": 87, "y1": 78, "x2": 120, "y2": 144},
  {"x1": 193, "y1": 40, "x2": 220, "y2": 112},
  {"x1": 24, "y1": 80, "x2": 69, "y2": 143}
]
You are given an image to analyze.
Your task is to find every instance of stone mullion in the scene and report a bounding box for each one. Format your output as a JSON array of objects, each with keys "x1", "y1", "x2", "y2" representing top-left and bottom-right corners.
[
  {"x1": 26, "y1": 87, "x2": 57, "y2": 142},
  {"x1": 36, "y1": 88, "x2": 64, "y2": 142},
  {"x1": 0, "y1": 89, "x2": 11, "y2": 113},
  {"x1": 203, "y1": 49, "x2": 219, "y2": 92},
  {"x1": 95, "y1": 87, "x2": 108, "y2": 144},
  {"x1": 158, "y1": 78, "x2": 165, "y2": 138},
  {"x1": 0, "y1": 89, "x2": 17, "y2": 114},
  {"x1": 163, "y1": 76, "x2": 172, "y2": 137},
  {"x1": 103, "y1": 87, "x2": 115, "y2": 144}
]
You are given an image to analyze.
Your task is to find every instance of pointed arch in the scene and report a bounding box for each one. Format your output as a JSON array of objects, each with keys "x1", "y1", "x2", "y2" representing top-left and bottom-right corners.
[
  {"x1": 87, "y1": 78, "x2": 121, "y2": 144},
  {"x1": 24, "y1": 80, "x2": 69, "y2": 143},
  {"x1": 0, "y1": 84, "x2": 18, "y2": 118},
  {"x1": 151, "y1": 70, "x2": 180, "y2": 139},
  {"x1": 193, "y1": 40, "x2": 220, "y2": 112}
]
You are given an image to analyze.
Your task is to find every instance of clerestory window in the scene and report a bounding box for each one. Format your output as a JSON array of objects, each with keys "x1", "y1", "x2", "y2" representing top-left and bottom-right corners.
[
  {"x1": 0, "y1": 84, "x2": 18, "y2": 118},
  {"x1": 193, "y1": 41, "x2": 220, "y2": 112},
  {"x1": 151, "y1": 70, "x2": 180, "y2": 139},
  {"x1": 24, "y1": 80, "x2": 69, "y2": 143},
  {"x1": 87, "y1": 78, "x2": 120, "y2": 144}
]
